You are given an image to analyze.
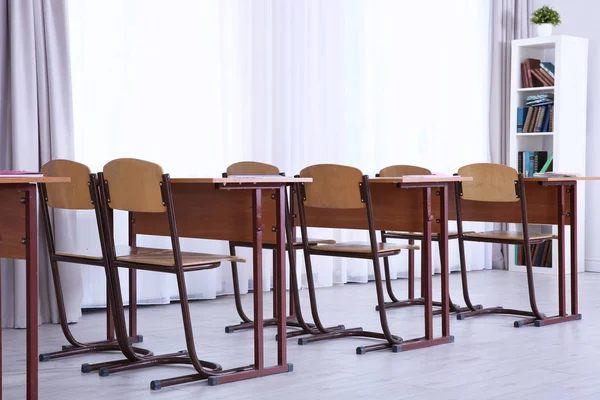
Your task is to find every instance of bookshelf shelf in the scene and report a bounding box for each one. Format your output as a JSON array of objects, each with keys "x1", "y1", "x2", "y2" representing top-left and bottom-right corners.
[
  {"x1": 509, "y1": 35, "x2": 588, "y2": 275},
  {"x1": 516, "y1": 86, "x2": 554, "y2": 92},
  {"x1": 515, "y1": 132, "x2": 554, "y2": 137}
]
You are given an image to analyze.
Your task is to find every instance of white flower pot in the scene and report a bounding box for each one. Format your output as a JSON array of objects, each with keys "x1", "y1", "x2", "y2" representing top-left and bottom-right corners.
[{"x1": 537, "y1": 23, "x2": 553, "y2": 37}]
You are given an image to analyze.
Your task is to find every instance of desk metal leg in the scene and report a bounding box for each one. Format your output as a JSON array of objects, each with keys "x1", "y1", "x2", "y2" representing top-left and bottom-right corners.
[
  {"x1": 423, "y1": 187, "x2": 433, "y2": 340},
  {"x1": 440, "y1": 186, "x2": 451, "y2": 338},
  {"x1": 25, "y1": 185, "x2": 38, "y2": 400},
  {"x1": 571, "y1": 183, "x2": 579, "y2": 317},
  {"x1": 252, "y1": 189, "x2": 264, "y2": 370},
  {"x1": 207, "y1": 187, "x2": 291, "y2": 386},
  {"x1": 531, "y1": 183, "x2": 581, "y2": 327}
]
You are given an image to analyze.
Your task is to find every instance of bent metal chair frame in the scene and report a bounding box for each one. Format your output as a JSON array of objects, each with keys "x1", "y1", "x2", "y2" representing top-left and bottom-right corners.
[
  {"x1": 92, "y1": 158, "x2": 298, "y2": 390},
  {"x1": 377, "y1": 165, "x2": 476, "y2": 315},
  {"x1": 292, "y1": 164, "x2": 429, "y2": 354},
  {"x1": 38, "y1": 160, "x2": 146, "y2": 362},
  {"x1": 453, "y1": 163, "x2": 559, "y2": 327},
  {"x1": 83, "y1": 161, "x2": 223, "y2": 384},
  {"x1": 223, "y1": 161, "x2": 339, "y2": 339}
]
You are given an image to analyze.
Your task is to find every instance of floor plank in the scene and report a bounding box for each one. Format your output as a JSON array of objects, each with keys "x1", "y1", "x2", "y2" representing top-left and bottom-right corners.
[{"x1": 2, "y1": 270, "x2": 599, "y2": 399}]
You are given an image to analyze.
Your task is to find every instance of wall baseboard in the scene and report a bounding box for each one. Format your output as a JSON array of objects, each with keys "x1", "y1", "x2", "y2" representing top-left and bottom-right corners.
[{"x1": 585, "y1": 258, "x2": 600, "y2": 272}]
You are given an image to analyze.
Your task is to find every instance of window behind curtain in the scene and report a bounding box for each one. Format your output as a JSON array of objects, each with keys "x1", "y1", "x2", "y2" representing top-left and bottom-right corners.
[{"x1": 67, "y1": 0, "x2": 492, "y2": 307}]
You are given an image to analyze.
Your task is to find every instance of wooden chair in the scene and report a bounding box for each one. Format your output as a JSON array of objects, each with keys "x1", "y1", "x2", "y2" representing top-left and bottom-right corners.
[
  {"x1": 37, "y1": 160, "x2": 148, "y2": 362},
  {"x1": 85, "y1": 158, "x2": 239, "y2": 381},
  {"x1": 453, "y1": 163, "x2": 555, "y2": 326},
  {"x1": 293, "y1": 164, "x2": 419, "y2": 354},
  {"x1": 223, "y1": 161, "x2": 339, "y2": 338},
  {"x1": 377, "y1": 165, "x2": 474, "y2": 314}
]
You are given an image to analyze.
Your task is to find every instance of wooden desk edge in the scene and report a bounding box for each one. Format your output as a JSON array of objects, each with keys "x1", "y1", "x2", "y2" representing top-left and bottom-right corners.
[
  {"x1": 0, "y1": 177, "x2": 70, "y2": 184},
  {"x1": 525, "y1": 176, "x2": 600, "y2": 182},
  {"x1": 170, "y1": 177, "x2": 313, "y2": 184},
  {"x1": 370, "y1": 176, "x2": 473, "y2": 184}
]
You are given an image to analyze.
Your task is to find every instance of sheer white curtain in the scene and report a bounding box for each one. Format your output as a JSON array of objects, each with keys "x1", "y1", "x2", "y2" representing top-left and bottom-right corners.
[{"x1": 67, "y1": 0, "x2": 493, "y2": 308}]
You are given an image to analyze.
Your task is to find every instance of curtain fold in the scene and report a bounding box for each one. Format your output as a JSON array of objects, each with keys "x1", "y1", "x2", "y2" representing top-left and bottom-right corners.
[
  {"x1": 489, "y1": 0, "x2": 532, "y2": 269},
  {"x1": 0, "y1": 0, "x2": 79, "y2": 327},
  {"x1": 67, "y1": 0, "x2": 495, "y2": 309}
]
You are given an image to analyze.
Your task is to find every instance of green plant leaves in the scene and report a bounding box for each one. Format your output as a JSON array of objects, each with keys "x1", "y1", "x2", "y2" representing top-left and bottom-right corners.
[{"x1": 530, "y1": 5, "x2": 561, "y2": 26}]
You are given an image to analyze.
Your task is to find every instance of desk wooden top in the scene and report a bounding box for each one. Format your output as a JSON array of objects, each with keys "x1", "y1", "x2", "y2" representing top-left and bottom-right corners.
[
  {"x1": 370, "y1": 176, "x2": 473, "y2": 184},
  {"x1": 171, "y1": 177, "x2": 312, "y2": 184},
  {"x1": 0, "y1": 177, "x2": 70, "y2": 184},
  {"x1": 525, "y1": 176, "x2": 600, "y2": 182}
]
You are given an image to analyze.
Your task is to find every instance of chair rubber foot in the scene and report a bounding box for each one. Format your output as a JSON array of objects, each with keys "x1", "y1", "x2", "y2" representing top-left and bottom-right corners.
[
  {"x1": 39, "y1": 354, "x2": 49, "y2": 362},
  {"x1": 99, "y1": 368, "x2": 110, "y2": 377},
  {"x1": 287, "y1": 363, "x2": 294, "y2": 372},
  {"x1": 150, "y1": 380, "x2": 161, "y2": 390},
  {"x1": 298, "y1": 338, "x2": 308, "y2": 345},
  {"x1": 514, "y1": 320, "x2": 525, "y2": 328},
  {"x1": 62, "y1": 345, "x2": 74, "y2": 351},
  {"x1": 275, "y1": 334, "x2": 279, "y2": 342},
  {"x1": 577, "y1": 313, "x2": 583, "y2": 320},
  {"x1": 392, "y1": 344, "x2": 402, "y2": 353},
  {"x1": 534, "y1": 320, "x2": 542, "y2": 327},
  {"x1": 208, "y1": 376, "x2": 219, "y2": 386},
  {"x1": 375, "y1": 305, "x2": 380, "y2": 311},
  {"x1": 356, "y1": 347, "x2": 366, "y2": 355},
  {"x1": 450, "y1": 335, "x2": 455, "y2": 343},
  {"x1": 337, "y1": 324, "x2": 346, "y2": 330},
  {"x1": 136, "y1": 334, "x2": 144, "y2": 343},
  {"x1": 225, "y1": 326, "x2": 235, "y2": 333},
  {"x1": 474, "y1": 304, "x2": 484, "y2": 310},
  {"x1": 81, "y1": 364, "x2": 92, "y2": 373},
  {"x1": 456, "y1": 313, "x2": 465, "y2": 320}
]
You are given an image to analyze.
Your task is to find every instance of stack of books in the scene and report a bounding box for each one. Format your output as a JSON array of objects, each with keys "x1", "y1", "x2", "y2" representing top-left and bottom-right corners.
[
  {"x1": 521, "y1": 59, "x2": 555, "y2": 88},
  {"x1": 517, "y1": 151, "x2": 552, "y2": 177},
  {"x1": 517, "y1": 93, "x2": 553, "y2": 133}
]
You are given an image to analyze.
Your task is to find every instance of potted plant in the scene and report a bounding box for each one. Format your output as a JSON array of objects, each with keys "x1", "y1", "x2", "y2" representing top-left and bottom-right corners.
[{"x1": 530, "y1": 5, "x2": 561, "y2": 37}]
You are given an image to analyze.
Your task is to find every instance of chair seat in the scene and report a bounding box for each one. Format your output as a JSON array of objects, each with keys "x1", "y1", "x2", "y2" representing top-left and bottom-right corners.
[
  {"x1": 117, "y1": 248, "x2": 245, "y2": 267},
  {"x1": 384, "y1": 231, "x2": 460, "y2": 240},
  {"x1": 295, "y1": 237, "x2": 336, "y2": 246},
  {"x1": 55, "y1": 245, "x2": 158, "y2": 261},
  {"x1": 464, "y1": 230, "x2": 556, "y2": 242},
  {"x1": 312, "y1": 241, "x2": 419, "y2": 255}
]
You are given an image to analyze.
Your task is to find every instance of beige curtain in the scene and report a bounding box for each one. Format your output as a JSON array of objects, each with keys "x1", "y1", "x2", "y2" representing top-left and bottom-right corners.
[
  {"x1": 489, "y1": 0, "x2": 532, "y2": 269},
  {"x1": 0, "y1": 0, "x2": 80, "y2": 327}
]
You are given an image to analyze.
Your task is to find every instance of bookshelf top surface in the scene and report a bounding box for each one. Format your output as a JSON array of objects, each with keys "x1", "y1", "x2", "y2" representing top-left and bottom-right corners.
[{"x1": 513, "y1": 35, "x2": 588, "y2": 49}]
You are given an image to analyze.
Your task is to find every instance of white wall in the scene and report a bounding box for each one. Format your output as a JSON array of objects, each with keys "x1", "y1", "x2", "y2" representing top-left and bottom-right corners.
[{"x1": 532, "y1": 0, "x2": 600, "y2": 271}]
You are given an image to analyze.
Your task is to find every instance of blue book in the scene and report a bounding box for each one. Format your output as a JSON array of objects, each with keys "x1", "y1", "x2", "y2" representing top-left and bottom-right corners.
[
  {"x1": 541, "y1": 62, "x2": 555, "y2": 78},
  {"x1": 517, "y1": 107, "x2": 527, "y2": 133},
  {"x1": 542, "y1": 105, "x2": 551, "y2": 132},
  {"x1": 528, "y1": 151, "x2": 535, "y2": 177}
]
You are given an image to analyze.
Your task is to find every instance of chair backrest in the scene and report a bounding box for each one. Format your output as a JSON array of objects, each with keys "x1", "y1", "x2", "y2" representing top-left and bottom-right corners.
[
  {"x1": 41, "y1": 160, "x2": 95, "y2": 210},
  {"x1": 299, "y1": 164, "x2": 365, "y2": 209},
  {"x1": 457, "y1": 163, "x2": 519, "y2": 202},
  {"x1": 378, "y1": 165, "x2": 431, "y2": 177},
  {"x1": 102, "y1": 158, "x2": 167, "y2": 213},
  {"x1": 226, "y1": 161, "x2": 280, "y2": 176}
]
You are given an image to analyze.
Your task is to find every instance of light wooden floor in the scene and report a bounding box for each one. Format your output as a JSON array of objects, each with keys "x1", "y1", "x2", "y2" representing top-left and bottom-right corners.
[{"x1": 3, "y1": 270, "x2": 600, "y2": 400}]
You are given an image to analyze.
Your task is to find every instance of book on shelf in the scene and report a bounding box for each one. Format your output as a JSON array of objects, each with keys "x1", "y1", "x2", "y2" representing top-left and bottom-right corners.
[
  {"x1": 521, "y1": 59, "x2": 555, "y2": 88},
  {"x1": 518, "y1": 151, "x2": 551, "y2": 177},
  {"x1": 516, "y1": 104, "x2": 553, "y2": 133},
  {"x1": 516, "y1": 241, "x2": 552, "y2": 268},
  {"x1": 0, "y1": 170, "x2": 43, "y2": 177}
]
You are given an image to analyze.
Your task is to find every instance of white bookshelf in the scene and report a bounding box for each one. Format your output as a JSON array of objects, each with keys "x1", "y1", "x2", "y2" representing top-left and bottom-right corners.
[{"x1": 508, "y1": 35, "x2": 588, "y2": 275}]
